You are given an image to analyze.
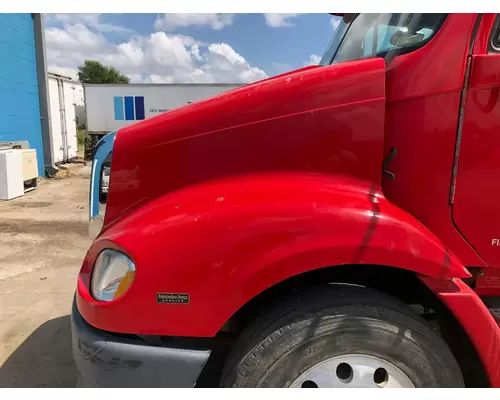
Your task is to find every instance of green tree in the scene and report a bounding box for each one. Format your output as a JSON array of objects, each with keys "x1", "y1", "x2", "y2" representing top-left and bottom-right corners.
[{"x1": 77, "y1": 60, "x2": 130, "y2": 84}]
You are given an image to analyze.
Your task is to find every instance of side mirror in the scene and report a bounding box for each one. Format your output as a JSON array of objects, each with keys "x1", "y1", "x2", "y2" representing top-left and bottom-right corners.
[
  {"x1": 390, "y1": 30, "x2": 424, "y2": 47},
  {"x1": 99, "y1": 165, "x2": 110, "y2": 204},
  {"x1": 99, "y1": 154, "x2": 112, "y2": 204}
]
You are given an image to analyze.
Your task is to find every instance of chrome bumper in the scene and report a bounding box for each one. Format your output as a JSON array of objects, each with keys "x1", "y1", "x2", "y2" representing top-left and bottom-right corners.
[{"x1": 89, "y1": 131, "x2": 116, "y2": 239}]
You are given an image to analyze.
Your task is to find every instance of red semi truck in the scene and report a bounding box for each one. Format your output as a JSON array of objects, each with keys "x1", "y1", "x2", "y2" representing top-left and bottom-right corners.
[{"x1": 72, "y1": 13, "x2": 500, "y2": 388}]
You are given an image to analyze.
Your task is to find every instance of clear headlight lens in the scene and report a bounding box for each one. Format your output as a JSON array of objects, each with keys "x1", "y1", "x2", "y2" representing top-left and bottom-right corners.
[{"x1": 91, "y1": 249, "x2": 136, "y2": 302}]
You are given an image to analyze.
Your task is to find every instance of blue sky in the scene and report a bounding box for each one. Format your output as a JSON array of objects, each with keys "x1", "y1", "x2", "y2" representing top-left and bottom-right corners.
[{"x1": 44, "y1": 13, "x2": 339, "y2": 83}]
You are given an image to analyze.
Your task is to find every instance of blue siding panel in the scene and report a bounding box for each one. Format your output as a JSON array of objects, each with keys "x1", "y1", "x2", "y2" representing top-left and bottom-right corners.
[
  {"x1": 124, "y1": 96, "x2": 135, "y2": 121},
  {"x1": 114, "y1": 96, "x2": 124, "y2": 120},
  {"x1": 0, "y1": 13, "x2": 44, "y2": 176},
  {"x1": 134, "y1": 96, "x2": 145, "y2": 120}
]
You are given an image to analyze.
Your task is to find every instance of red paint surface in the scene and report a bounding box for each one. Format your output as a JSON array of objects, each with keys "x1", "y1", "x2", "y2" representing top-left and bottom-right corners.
[
  {"x1": 104, "y1": 59, "x2": 387, "y2": 229},
  {"x1": 419, "y1": 276, "x2": 500, "y2": 387},
  {"x1": 77, "y1": 173, "x2": 470, "y2": 337},
  {"x1": 476, "y1": 268, "x2": 500, "y2": 296}
]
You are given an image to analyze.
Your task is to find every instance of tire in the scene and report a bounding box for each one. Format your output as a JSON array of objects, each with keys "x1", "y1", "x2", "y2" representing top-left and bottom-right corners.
[{"x1": 221, "y1": 285, "x2": 464, "y2": 388}]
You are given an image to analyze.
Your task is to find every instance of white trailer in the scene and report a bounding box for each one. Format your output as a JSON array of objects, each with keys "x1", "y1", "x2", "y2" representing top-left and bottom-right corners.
[
  {"x1": 48, "y1": 73, "x2": 82, "y2": 163},
  {"x1": 84, "y1": 83, "x2": 242, "y2": 135}
]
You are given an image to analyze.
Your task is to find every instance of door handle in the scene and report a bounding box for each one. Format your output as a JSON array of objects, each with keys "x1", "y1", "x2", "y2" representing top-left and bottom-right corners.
[{"x1": 383, "y1": 148, "x2": 398, "y2": 180}]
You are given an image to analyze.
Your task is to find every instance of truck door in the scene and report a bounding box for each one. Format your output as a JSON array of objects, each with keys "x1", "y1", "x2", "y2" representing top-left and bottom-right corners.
[{"x1": 452, "y1": 14, "x2": 500, "y2": 267}]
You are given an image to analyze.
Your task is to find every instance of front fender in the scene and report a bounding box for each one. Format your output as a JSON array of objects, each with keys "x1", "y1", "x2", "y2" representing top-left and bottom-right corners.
[
  {"x1": 419, "y1": 276, "x2": 500, "y2": 387},
  {"x1": 77, "y1": 173, "x2": 470, "y2": 337}
]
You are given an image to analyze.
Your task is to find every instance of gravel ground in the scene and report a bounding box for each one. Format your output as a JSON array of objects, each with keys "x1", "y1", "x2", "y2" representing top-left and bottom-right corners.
[{"x1": 0, "y1": 164, "x2": 92, "y2": 387}]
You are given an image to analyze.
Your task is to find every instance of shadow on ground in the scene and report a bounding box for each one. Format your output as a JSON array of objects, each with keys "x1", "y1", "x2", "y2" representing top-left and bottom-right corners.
[{"x1": 0, "y1": 316, "x2": 77, "y2": 387}]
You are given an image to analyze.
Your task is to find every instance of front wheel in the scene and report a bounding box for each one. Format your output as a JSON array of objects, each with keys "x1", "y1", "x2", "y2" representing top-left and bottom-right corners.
[{"x1": 221, "y1": 286, "x2": 464, "y2": 388}]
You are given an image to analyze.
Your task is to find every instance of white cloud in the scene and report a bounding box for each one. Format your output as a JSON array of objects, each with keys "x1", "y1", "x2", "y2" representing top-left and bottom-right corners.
[
  {"x1": 154, "y1": 13, "x2": 234, "y2": 31},
  {"x1": 46, "y1": 14, "x2": 134, "y2": 34},
  {"x1": 45, "y1": 23, "x2": 107, "y2": 50},
  {"x1": 45, "y1": 18, "x2": 267, "y2": 84},
  {"x1": 264, "y1": 14, "x2": 300, "y2": 27},
  {"x1": 125, "y1": 73, "x2": 143, "y2": 83},
  {"x1": 190, "y1": 44, "x2": 204, "y2": 61},
  {"x1": 208, "y1": 43, "x2": 246, "y2": 66},
  {"x1": 202, "y1": 43, "x2": 267, "y2": 83}
]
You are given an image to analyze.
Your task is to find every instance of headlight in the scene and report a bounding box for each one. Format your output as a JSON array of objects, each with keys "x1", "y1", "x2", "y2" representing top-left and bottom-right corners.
[{"x1": 91, "y1": 249, "x2": 136, "y2": 302}]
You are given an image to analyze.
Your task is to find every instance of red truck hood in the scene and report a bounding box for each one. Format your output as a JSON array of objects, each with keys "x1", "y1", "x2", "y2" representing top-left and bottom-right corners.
[{"x1": 103, "y1": 59, "x2": 386, "y2": 230}]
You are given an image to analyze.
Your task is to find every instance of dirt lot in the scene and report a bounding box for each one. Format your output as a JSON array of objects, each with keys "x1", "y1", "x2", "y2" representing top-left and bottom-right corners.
[{"x1": 0, "y1": 164, "x2": 92, "y2": 387}]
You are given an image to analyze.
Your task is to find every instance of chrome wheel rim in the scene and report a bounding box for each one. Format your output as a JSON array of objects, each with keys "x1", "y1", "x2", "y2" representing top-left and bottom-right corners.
[{"x1": 289, "y1": 354, "x2": 415, "y2": 388}]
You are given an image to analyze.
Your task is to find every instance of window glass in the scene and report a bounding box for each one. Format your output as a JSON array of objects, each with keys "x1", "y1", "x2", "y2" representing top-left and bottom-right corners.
[
  {"x1": 489, "y1": 15, "x2": 500, "y2": 53},
  {"x1": 320, "y1": 14, "x2": 447, "y2": 65}
]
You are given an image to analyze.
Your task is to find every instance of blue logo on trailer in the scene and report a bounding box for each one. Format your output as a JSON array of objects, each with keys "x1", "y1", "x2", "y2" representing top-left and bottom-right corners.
[{"x1": 113, "y1": 96, "x2": 145, "y2": 121}]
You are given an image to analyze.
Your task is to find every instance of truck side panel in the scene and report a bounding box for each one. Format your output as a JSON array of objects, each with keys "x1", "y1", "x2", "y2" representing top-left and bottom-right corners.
[
  {"x1": 382, "y1": 14, "x2": 485, "y2": 267},
  {"x1": 452, "y1": 51, "x2": 500, "y2": 268}
]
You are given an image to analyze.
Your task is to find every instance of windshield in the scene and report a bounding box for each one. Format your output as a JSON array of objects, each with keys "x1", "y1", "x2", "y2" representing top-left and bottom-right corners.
[{"x1": 320, "y1": 13, "x2": 448, "y2": 66}]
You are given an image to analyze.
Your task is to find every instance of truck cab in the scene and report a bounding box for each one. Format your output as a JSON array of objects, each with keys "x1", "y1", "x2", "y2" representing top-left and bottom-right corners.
[{"x1": 72, "y1": 13, "x2": 500, "y2": 388}]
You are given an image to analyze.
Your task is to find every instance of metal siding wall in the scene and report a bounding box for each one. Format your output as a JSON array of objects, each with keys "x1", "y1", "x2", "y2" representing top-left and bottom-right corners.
[{"x1": 0, "y1": 14, "x2": 44, "y2": 176}]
